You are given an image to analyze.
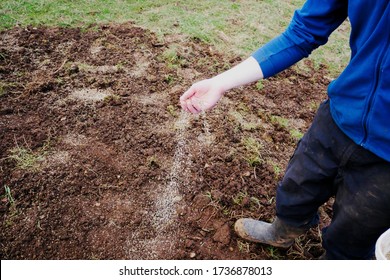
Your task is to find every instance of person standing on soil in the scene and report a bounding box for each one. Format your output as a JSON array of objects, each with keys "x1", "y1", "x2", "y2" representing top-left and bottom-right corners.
[{"x1": 180, "y1": 0, "x2": 390, "y2": 260}]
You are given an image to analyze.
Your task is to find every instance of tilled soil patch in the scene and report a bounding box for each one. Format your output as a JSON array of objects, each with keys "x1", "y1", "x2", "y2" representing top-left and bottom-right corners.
[{"x1": 0, "y1": 23, "x2": 332, "y2": 259}]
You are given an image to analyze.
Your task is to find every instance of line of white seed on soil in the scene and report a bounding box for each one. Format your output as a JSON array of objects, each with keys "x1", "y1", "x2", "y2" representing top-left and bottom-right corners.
[
  {"x1": 134, "y1": 110, "x2": 192, "y2": 258},
  {"x1": 152, "y1": 110, "x2": 191, "y2": 229},
  {"x1": 129, "y1": 109, "x2": 212, "y2": 259}
]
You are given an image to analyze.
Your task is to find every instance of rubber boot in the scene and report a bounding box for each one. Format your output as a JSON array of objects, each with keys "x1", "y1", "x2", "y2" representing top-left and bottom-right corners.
[{"x1": 234, "y1": 217, "x2": 307, "y2": 248}]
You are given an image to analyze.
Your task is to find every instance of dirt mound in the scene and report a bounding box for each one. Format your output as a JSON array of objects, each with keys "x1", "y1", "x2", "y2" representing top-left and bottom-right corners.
[{"x1": 0, "y1": 23, "x2": 331, "y2": 259}]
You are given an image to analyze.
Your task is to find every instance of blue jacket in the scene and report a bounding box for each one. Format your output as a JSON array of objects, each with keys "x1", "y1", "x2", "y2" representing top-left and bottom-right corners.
[{"x1": 252, "y1": 0, "x2": 390, "y2": 162}]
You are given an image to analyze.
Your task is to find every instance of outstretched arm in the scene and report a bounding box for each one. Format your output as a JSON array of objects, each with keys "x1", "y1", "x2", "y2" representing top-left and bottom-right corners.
[
  {"x1": 180, "y1": 57, "x2": 263, "y2": 114},
  {"x1": 180, "y1": 0, "x2": 348, "y2": 114}
]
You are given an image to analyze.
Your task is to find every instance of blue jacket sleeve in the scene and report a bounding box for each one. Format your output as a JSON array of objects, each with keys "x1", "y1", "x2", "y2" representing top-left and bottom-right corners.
[{"x1": 253, "y1": 0, "x2": 348, "y2": 78}]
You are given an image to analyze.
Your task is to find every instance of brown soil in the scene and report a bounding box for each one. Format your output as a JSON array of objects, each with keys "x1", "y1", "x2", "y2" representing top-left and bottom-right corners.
[{"x1": 0, "y1": 23, "x2": 332, "y2": 260}]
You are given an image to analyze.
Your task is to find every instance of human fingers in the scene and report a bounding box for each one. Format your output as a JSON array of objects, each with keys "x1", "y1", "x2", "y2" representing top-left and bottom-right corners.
[
  {"x1": 180, "y1": 98, "x2": 190, "y2": 112},
  {"x1": 180, "y1": 86, "x2": 196, "y2": 102},
  {"x1": 186, "y1": 99, "x2": 201, "y2": 114},
  {"x1": 180, "y1": 87, "x2": 196, "y2": 111}
]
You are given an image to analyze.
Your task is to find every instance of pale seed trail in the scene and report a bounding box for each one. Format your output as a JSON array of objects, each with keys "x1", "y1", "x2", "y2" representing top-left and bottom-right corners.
[
  {"x1": 129, "y1": 110, "x2": 212, "y2": 259},
  {"x1": 127, "y1": 111, "x2": 192, "y2": 259},
  {"x1": 152, "y1": 110, "x2": 192, "y2": 230},
  {"x1": 136, "y1": 110, "x2": 193, "y2": 258},
  {"x1": 154, "y1": 110, "x2": 213, "y2": 230}
]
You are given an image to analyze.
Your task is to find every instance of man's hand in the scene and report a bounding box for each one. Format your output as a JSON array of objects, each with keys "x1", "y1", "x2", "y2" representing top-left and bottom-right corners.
[
  {"x1": 179, "y1": 57, "x2": 264, "y2": 114},
  {"x1": 179, "y1": 78, "x2": 225, "y2": 114}
]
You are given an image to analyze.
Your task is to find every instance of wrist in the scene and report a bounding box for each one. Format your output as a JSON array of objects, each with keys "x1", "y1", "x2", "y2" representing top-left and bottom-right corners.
[
  {"x1": 211, "y1": 57, "x2": 264, "y2": 92},
  {"x1": 210, "y1": 75, "x2": 230, "y2": 93}
]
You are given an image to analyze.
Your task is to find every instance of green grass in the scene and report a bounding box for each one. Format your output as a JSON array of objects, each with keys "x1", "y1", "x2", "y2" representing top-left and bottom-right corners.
[
  {"x1": 242, "y1": 136, "x2": 264, "y2": 167},
  {"x1": 270, "y1": 115, "x2": 289, "y2": 128},
  {"x1": 8, "y1": 146, "x2": 46, "y2": 170},
  {"x1": 271, "y1": 115, "x2": 304, "y2": 141},
  {"x1": 229, "y1": 110, "x2": 260, "y2": 132},
  {"x1": 267, "y1": 160, "x2": 283, "y2": 179},
  {"x1": 3, "y1": 185, "x2": 18, "y2": 221},
  {"x1": 160, "y1": 45, "x2": 186, "y2": 69},
  {"x1": 0, "y1": 82, "x2": 6, "y2": 96},
  {"x1": 166, "y1": 104, "x2": 178, "y2": 117},
  {"x1": 3, "y1": 185, "x2": 15, "y2": 206},
  {"x1": 0, "y1": 0, "x2": 350, "y2": 76}
]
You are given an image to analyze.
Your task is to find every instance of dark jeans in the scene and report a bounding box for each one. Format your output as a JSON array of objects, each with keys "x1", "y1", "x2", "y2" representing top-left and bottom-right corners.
[{"x1": 276, "y1": 100, "x2": 390, "y2": 259}]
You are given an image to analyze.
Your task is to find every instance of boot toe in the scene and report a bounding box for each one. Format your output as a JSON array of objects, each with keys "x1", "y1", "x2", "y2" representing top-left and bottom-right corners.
[
  {"x1": 234, "y1": 218, "x2": 268, "y2": 243},
  {"x1": 234, "y1": 218, "x2": 253, "y2": 240},
  {"x1": 234, "y1": 218, "x2": 294, "y2": 248}
]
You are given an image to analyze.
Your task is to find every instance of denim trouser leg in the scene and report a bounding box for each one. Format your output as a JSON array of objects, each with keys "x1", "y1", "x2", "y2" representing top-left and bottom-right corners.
[{"x1": 275, "y1": 100, "x2": 390, "y2": 259}]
